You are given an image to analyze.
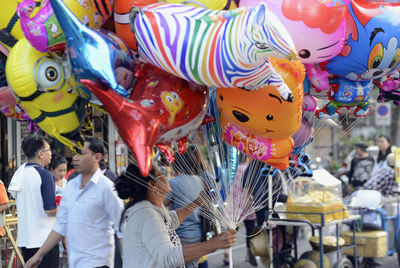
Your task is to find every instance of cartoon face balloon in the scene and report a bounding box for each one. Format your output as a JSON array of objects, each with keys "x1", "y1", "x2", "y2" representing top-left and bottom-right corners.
[
  {"x1": 324, "y1": 1, "x2": 400, "y2": 81},
  {"x1": 82, "y1": 64, "x2": 209, "y2": 176},
  {"x1": 6, "y1": 38, "x2": 87, "y2": 152},
  {"x1": 217, "y1": 58, "x2": 304, "y2": 169},
  {"x1": 239, "y1": 0, "x2": 349, "y2": 63}
]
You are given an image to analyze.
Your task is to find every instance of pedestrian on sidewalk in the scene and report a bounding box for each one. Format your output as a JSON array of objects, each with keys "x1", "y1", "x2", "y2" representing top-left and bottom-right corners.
[
  {"x1": 49, "y1": 153, "x2": 68, "y2": 268},
  {"x1": 25, "y1": 136, "x2": 124, "y2": 268},
  {"x1": 8, "y1": 135, "x2": 59, "y2": 268}
]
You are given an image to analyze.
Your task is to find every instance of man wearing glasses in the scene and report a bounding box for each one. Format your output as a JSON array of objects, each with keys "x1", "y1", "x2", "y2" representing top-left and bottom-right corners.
[
  {"x1": 25, "y1": 136, "x2": 124, "y2": 268},
  {"x1": 8, "y1": 135, "x2": 59, "y2": 267}
]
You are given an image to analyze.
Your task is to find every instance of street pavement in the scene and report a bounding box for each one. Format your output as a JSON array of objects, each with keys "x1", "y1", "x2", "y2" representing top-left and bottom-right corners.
[{"x1": 207, "y1": 224, "x2": 399, "y2": 267}]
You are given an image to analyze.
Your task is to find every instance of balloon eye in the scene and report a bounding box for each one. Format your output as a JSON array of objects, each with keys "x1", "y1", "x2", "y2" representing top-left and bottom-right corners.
[
  {"x1": 255, "y1": 42, "x2": 269, "y2": 50},
  {"x1": 299, "y1": 49, "x2": 310, "y2": 59},
  {"x1": 219, "y1": 94, "x2": 223, "y2": 101},
  {"x1": 46, "y1": 67, "x2": 58, "y2": 81},
  {"x1": 172, "y1": 92, "x2": 179, "y2": 99},
  {"x1": 368, "y1": 43, "x2": 383, "y2": 70},
  {"x1": 266, "y1": 115, "x2": 274, "y2": 121},
  {"x1": 232, "y1": 110, "x2": 249, "y2": 122},
  {"x1": 36, "y1": 58, "x2": 63, "y2": 91},
  {"x1": 166, "y1": 96, "x2": 174, "y2": 103}
]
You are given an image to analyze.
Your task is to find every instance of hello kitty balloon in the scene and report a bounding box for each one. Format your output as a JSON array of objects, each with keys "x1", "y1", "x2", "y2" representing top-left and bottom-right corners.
[{"x1": 239, "y1": 0, "x2": 349, "y2": 63}]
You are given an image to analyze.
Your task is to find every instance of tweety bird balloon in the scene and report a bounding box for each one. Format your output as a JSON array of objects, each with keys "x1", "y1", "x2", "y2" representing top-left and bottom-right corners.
[{"x1": 6, "y1": 38, "x2": 87, "y2": 152}]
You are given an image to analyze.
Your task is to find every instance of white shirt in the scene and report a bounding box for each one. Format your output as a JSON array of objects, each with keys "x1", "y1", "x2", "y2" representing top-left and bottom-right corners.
[
  {"x1": 53, "y1": 169, "x2": 124, "y2": 268},
  {"x1": 9, "y1": 163, "x2": 57, "y2": 248},
  {"x1": 122, "y1": 201, "x2": 185, "y2": 268}
]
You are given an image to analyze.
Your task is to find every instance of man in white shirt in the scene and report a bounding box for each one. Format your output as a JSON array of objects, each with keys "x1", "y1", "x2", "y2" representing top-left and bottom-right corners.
[
  {"x1": 25, "y1": 136, "x2": 124, "y2": 268},
  {"x1": 8, "y1": 135, "x2": 58, "y2": 267}
]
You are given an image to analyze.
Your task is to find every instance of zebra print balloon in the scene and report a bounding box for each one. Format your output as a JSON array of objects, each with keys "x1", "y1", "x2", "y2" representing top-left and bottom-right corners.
[{"x1": 130, "y1": 3, "x2": 297, "y2": 101}]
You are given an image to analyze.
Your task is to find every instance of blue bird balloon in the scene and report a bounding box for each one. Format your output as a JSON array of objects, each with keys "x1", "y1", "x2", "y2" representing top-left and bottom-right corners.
[{"x1": 49, "y1": 0, "x2": 135, "y2": 103}]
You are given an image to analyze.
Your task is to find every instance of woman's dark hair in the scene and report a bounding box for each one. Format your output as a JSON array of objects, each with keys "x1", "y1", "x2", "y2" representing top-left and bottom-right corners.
[
  {"x1": 21, "y1": 135, "x2": 48, "y2": 159},
  {"x1": 49, "y1": 153, "x2": 68, "y2": 170},
  {"x1": 115, "y1": 164, "x2": 156, "y2": 230},
  {"x1": 377, "y1": 135, "x2": 392, "y2": 163}
]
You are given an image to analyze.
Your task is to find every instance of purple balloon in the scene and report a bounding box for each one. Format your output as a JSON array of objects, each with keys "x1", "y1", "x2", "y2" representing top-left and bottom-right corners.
[{"x1": 292, "y1": 116, "x2": 313, "y2": 149}]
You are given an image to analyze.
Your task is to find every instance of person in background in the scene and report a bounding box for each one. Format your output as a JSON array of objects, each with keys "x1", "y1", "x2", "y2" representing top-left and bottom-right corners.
[
  {"x1": 49, "y1": 154, "x2": 68, "y2": 268},
  {"x1": 0, "y1": 179, "x2": 10, "y2": 230},
  {"x1": 0, "y1": 179, "x2": 10, "y2": 264},
  {"x1": 364, "y1": 152, "x2": 397, "y2": 196},
  {"x1": 347, "y1": 143, "x2": 375, "y2": 193},
  {"x1": 49, "y1": 154, "x2": 68, "y2": 207},
  {"x1": 165, "y1": 150, "x2": 205, "y2": 268},
  {"x1": 100, "y1": 149, "x2": 117, "y2": 182},
  {"x1": 8, "y1": 135, "x2": 59, "y2": 267},
  {"x1": 115, "y1": 163, "x2": 237, "y2": 268},
  {"x1": 371, "y1": 135, "x2": 393, "y2": 176},
  {"x1": 25, "y1": 136, "x2": 124, "y2": 268}
]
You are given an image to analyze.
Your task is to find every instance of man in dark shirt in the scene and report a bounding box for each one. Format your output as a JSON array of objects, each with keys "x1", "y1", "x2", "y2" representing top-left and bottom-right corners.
[{"x1": 347, "y1": 143, "x2": 375, "y2": 192}]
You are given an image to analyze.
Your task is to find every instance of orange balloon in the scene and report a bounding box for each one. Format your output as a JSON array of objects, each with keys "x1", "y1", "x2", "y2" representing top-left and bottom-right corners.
[
  {"x1": 114, "y1": 0, "x2": 158, "y2": 50},
  {"x1": 217, "y1": 58, "x2": 304, "y2": 169}
]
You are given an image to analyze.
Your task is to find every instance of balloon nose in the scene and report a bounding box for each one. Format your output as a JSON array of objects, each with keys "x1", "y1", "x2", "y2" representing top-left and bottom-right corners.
[{"x1": 285, "y1": 51, "x2": 298, "y2": 61}]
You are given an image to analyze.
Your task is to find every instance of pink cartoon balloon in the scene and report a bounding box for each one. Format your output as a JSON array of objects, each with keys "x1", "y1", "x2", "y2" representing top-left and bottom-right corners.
[{"x1": 239, "y1": 0, "x2": 349, "y2": 63}]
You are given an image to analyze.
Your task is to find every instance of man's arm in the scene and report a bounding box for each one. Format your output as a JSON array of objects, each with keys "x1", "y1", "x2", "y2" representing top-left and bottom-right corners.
[
  {"x1": 103, "y1": 185, "x2": 124, "y2": 237},
  {"x1": 25, "y1": 230, "x2": 64, "y2": 268},
  {"x1": 175, "y1": 190, "x2": 206, "y2": 223}
]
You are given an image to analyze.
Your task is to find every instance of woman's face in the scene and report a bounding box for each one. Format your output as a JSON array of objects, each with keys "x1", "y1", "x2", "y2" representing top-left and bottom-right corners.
[
  {"x1": 152, "y1": 166, "x2": 171, "y2": 195},
  {"x1": 377, "y1": 137, "x2": 390, "y2": 152},
  {"x1": 51, "y1": 163, "x2": 67, "y2": 181}
]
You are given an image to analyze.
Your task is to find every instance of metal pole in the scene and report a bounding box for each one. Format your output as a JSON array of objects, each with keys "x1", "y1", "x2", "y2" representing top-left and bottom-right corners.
[
  {"x1": 107, "y1": 115, "x2": 116, "y2": 173},
  {"x1": 268, "y1": 175, "x2": 274, "y2": 268},
  {"x1": 16, "y1": 121, "x2": 21, "y2": 167}
]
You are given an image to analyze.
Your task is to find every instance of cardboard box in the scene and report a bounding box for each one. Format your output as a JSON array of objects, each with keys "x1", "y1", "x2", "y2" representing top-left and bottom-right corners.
[{"x1": 341, "y1": 231, "x2": 387, "y2": 258}]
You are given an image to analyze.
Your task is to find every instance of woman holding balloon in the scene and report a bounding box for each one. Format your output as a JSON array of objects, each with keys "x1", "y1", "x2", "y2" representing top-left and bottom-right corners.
[{"x1": 114, "y1": 163, "x2": 237, "y2": 268}]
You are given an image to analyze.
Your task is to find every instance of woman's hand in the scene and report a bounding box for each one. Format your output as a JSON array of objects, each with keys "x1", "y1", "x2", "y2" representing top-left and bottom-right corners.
[
  {"x1": 212, "y1": 229, "x2": 237, "y2": 249},
  {"x1": 25, "y1": 254, "x2": 43, "y2": 268}
]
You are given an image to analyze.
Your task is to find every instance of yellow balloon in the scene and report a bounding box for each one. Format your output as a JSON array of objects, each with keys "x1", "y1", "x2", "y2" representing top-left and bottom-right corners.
[
  {"x1": 6, "y1": 38, "x2": 86, "y2": 152},
  {"x1": 160, "y1": 0, "x2": 236, "y2": 10}
]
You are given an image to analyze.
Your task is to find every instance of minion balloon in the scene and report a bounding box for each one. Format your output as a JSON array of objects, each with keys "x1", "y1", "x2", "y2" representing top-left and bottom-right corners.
[{"x1": 6, "y1": 38, "x2": 87, "y2": 152}]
